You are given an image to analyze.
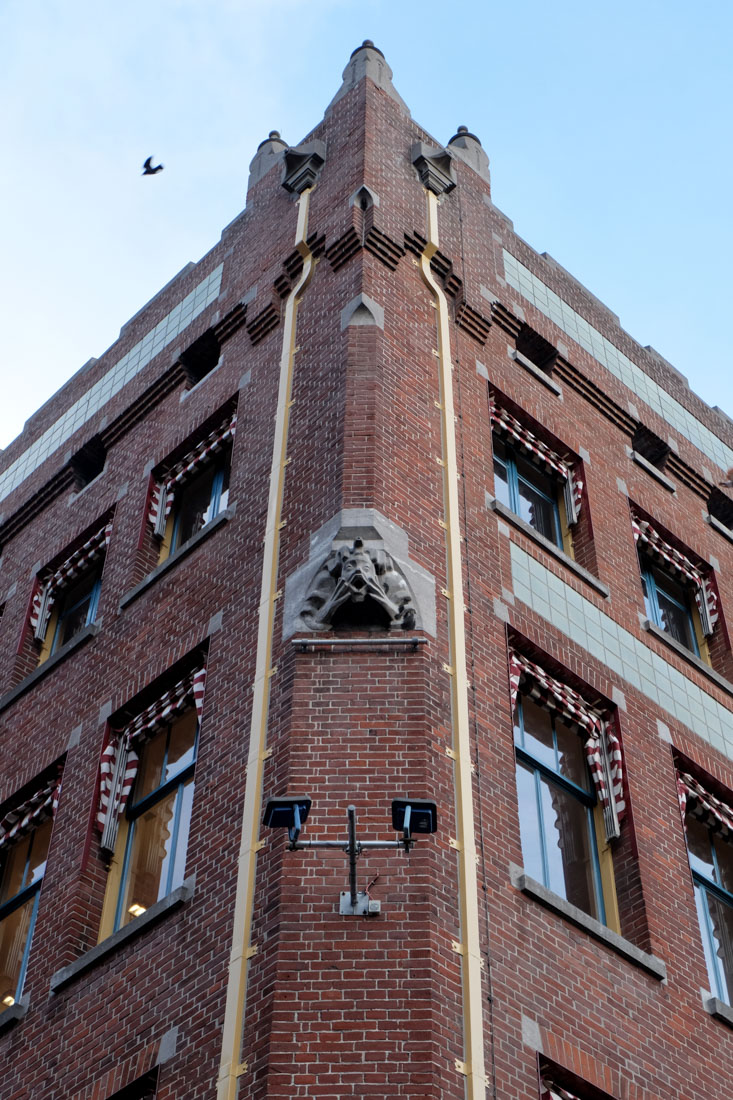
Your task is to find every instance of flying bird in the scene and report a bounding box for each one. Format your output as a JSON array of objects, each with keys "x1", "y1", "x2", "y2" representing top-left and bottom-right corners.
[
  {"x1": 720, "y1": 468, "x2": 733, "y2": 487},
  {"x1": 142, "y1": 156, "x2": 164, "y2": 175}
]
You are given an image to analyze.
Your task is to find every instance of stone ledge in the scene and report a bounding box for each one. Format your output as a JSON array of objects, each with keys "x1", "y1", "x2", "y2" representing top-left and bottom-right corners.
[
  {"x1": 630, "y1": 451, "x2": 676, "y2": 493},
  {"x1": 49, "y1": 879, "x2": 194, "y2": 993},
  {"x1": 706, "y1": 513, "x2": 733, "y2": 545},
  {"x1": 487, "y1": 496, "x2": 610, "y2": 598},
  {"x1": 510, "y1": 865, "x2": 666, "y2": 980},
  {"x1": 119, "y1": 507, "x2": 234, "y2": 611},
  {"x1": 702, "y1": 991, "x2": 733, "y2": 1028},
  {"x1": 0, "y1": 624, "x2": 100, "y2": 715},
  {"x1": 0, "y1": 997, "x2": 28, "y2": 1032},
  {"x1": 642, "y1": 619, "x2": 733, "y2": 699},
  {"x1": 508, "y1": 348, "x2": 563, "y2": 397}
]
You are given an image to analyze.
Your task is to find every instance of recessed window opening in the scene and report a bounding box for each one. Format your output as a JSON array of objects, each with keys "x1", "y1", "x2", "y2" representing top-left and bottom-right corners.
[
  {"x1": 515, "y1": 323, "x2": 556, "y2": 373},
  {"x1": 632, "y1": 424, "x2": 670, "y2": 470},
  {"x1": 494, "y1": 437, "x2": 562, "y2": 546},
  {"x1": 180, "y1": 330, "x2": 221, "y2": 388},
  {"x1": 641, "y1": 565, "x2": 700, "y2": 655},
  {"x1": 69, "y1": 435, "x2": 107, "y2": 490},
  {"x1": 708, "y1": 487, "x2": 733, "y2": 533}
]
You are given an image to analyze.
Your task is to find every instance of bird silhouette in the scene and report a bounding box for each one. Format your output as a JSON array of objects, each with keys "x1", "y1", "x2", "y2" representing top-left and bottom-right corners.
[
  {"x1": 720, "y1": 467, "x2": 733, "y2": 487},
  {"x1": 142, "y1": 156, "x2": 164, "y2": 175}
]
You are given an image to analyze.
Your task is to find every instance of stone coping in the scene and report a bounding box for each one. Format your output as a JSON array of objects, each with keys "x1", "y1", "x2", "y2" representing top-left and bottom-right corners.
[
  {"x1": 0, "y1": 623, "x2": 99, "y2": 715},
  {"x1": 643, "y1": 619, "x2": 733, "y2": 699},
  {"x1": 510, "y1": 865, "x2": 666, "y2": 980},
  {"x1": 50, "y1": 879, "x2": 194, "y2": 993},
  {"x1": 119, "y1": 507, "x2": 234, "y2": 611},
  {"x1": 702, "y1": 991, "x2": 733, "y2": 1028},
  {"x1": 487, "y1": 496, "x2": 610, "y2": 598}
]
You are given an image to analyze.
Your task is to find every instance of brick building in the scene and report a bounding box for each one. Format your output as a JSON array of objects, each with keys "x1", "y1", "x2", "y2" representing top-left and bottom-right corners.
[{"x1": 1, "y1": 40, "x2": 733, "y2": 1100}]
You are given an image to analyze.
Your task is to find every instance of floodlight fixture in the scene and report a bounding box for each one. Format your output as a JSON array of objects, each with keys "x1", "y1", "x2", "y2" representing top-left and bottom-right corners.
[
  {"x1": 263, "y1": 796, "x2": 312, "y2": 844},
  {"x1": 391, "y1": 798, "x2": 437, "y2": 849}
]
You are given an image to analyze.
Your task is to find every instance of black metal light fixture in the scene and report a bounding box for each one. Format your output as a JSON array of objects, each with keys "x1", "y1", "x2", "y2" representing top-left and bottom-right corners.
[
  {"x1": 262, "y1": 796, "x2": 438, "y2": 915},
  {"x1": 262, "y1": 796, "x2": 312, "y2": 844}
]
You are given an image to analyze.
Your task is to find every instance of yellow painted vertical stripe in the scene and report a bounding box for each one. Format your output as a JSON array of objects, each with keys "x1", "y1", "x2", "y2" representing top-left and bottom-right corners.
[
  {"x1": 217, "y1": 189, "x2": 315, "y2": 1100},
  {"x1": 418, "y1": 189, "x2": 486, "y2": 1098}
]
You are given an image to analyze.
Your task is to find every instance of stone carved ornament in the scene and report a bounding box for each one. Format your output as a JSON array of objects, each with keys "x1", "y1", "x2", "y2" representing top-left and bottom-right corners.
[{"x1": 300, "y1": 538, "x2": 416, "y2": 631}]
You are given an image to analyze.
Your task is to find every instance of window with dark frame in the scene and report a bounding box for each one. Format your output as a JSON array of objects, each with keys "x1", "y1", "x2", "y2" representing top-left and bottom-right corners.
[
  {"x1": 114, "y1": 707, "x2": 198, "y2": 932},
  {"x1": 490, "y1": 400, "x2": 583, "y2": 553},
  {"x1": 510, "y1": 651, "x2": 625, "y2": 930},
  {"x1": 632, "y1": 509, "x2": 718, "y2": 661},
  {"x1": 147, "y1": 409, "x2": 236, "y2": 564},
  {"x1": 677, "y1": 770, "x2": 733, "y2": 1005},
  {"x1": 96, "y1": 665, "x2": 206, "y2": 940},
  {"x1": 30, "y1": 517, "x2": 112, "y2": 665},
  {"x1": 0, "y1": 770, "x2": 62, "y2": 1007}
]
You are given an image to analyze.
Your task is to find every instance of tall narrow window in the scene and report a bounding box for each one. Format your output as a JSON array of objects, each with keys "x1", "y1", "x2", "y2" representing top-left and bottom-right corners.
[
  {"x1": 677, "y1": 771, "x2": 733, "y2": 1004},
  {"x1": 114, "y1": 708, "x2": 197, "y2": 931},
  {"x1": 96, "y1": 667, "x2": 206, "y2": 938},
  {"x1": 510, "y1": 651, "x2": 625, "y2": 928},
  {"x1": 30, "y1": 518, "x2": 112, "y2": 663},
  {"x1": 148, "y1": 411, "x2": 236, "y2": 562},
  {"x1": 490, "y1": 401, "x2": 583, "y2": 552},
  {"x1": 632, "y1": 509, "x2": 719, "y2": 658},
  {"x1": 0, "y1": 772, "x2": 61, "y2": 1006}
]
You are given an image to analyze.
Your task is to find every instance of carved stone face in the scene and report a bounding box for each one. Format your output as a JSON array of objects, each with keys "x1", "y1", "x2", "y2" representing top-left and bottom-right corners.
[{"x1": 338, "y1": 540, "x2": 377, "y2": 602}]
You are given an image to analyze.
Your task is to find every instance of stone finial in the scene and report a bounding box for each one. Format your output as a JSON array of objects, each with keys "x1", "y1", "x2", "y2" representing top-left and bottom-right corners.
[
  {"x1": 447, "y1": 126, "x2": 491, "y2": 184},
  {"x1": 247, "y1": 130, "x2": 288, "y2": 190},
  {"x1": 326, "y1": 40, "x2": 409, "y2": 115},
  {"x1": 411, "y1": 142, "x2": 456, "y2": 195},
  {"x1": 281, "y1": 140, "x2": 327, "y2": 194}
]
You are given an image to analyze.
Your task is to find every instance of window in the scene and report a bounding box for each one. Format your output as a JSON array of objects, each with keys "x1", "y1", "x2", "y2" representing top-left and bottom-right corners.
[
  {"x1": 641, "y1": 565, "x2": 699, "y2": 655},
  {"x1": 494, "y1": 437, "x2": 562, "y2": 546},
  {"x1": 632, "y1": 510, "x2": 718, "y2": 659},
  {"x1": 96, "y1": 667, "x2": 206, "y2": 938},
  {"x1": 31, "y1": 518, "x2": 112, "y2": 663},
  {"x1": 0, "y1": 772, "x2": 61, "y2": 1007},
  {"x1": 148, "y1": 410, "x2": 236, "y2": 561},
  {"x1": 510, "y1": 651, "x2": 624, "y2": 928},
  {"x1": 678, "y1": 771, "x2": 733, "y2": 1004},
  {"x1": 113, "y1": 708, "x2": 197, "y2": 931},
  {"x1": 491, "y1": 401, "x2": 582, "y2": 552}
]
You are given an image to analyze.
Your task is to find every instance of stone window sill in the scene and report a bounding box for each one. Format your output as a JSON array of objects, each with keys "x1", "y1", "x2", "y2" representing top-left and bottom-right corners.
[
  {"x1": 642, "y1": 619, "x2": 733, "y2": 699},
  {"x1": 0, "y1": 624, "x2": 100, "y2": 716},
  {"x1": 0, "y1": 997, "x2": 28, "y2": 1033},
  {"x1": 120, "y1": 506, "x2": 235, "y2": 611},
  {"x1": 706, "y1": 514, "x2": 733, "y2": 545},
  {"x1": 510, "y1": 865, "x2": 666, "y2": 980},
  {"x1": 702, "y1": 991, "x2": 733, "y2": 1028},
  {"x1": 630, "y1": 451, "x2": 676, "y2": 493},
  {"x1": 508, "y1": 348, "x2": 563, "y2": 397},
  {"x1": 487, "y1": 496, "x2": 609, "y2": 598},
  {"x1": 49, "y1": 878, "x2": 194, "y2": 993}
]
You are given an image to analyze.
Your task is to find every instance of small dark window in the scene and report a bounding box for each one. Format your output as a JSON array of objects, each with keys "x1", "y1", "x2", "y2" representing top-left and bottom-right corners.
[
  {"x1": 708, "y1": 487, "x2": 733, "y2": 533},
  {"x1": 107, "y1": 1067, "x2": 159, "y2": 1100},
  {"x1": 515, "y1": 323, "x2": 557, "y2": 374},
  {"x1": 70, "y1": 435, "x2": 106, "y2": 490},
  {"x1": 180, "y1": 330, "x2": 220, "y2": 387},
  {"x1": 632, "y1": 424, "x2": 670, "y2": 471}
]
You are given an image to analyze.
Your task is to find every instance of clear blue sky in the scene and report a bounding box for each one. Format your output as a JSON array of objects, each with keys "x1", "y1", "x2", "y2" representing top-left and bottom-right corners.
[{"x1": 2, "y1": 0, "x2": 731, "y2": 450}]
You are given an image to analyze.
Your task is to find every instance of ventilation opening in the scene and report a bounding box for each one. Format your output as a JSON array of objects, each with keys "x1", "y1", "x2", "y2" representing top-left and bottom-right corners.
[
  {"x1": 632, "y1": 424, "x2": 670, "y2": 469},
  {"x1": 180, "y1": 329, "x2": 221, "y2": 388},
  {"x1": 70, "y1": 435, "x2": 106, "y2": 490},
  {"x1": 708, "y1": 486, "x2": 733, "y2": 531},
  {"x1": 516, "y1": 324, "x2": 557, "y2": 373}
]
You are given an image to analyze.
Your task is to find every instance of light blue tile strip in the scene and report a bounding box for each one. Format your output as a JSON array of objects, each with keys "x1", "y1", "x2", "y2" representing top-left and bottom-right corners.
[
  {"x1": 510, "y1": 542, "x2": 733, "y2": 761},
  {"x1": 502, "y1": 251, "x2": 733, "y2": 474},
  {"x1": 0, "y1": 264, "x2": 224, "y2": 505}
]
